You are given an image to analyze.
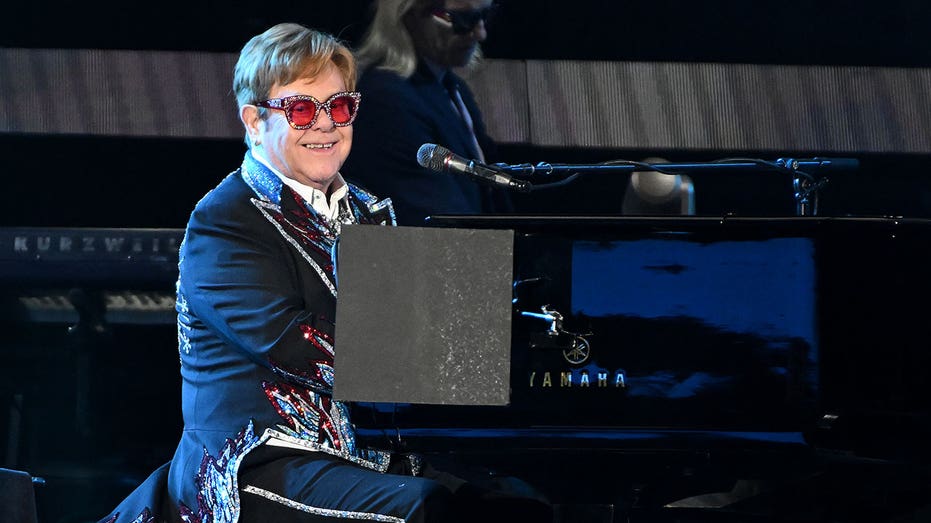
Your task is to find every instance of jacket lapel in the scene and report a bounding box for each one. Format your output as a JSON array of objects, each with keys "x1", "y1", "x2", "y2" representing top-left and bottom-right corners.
[{"x1": 413, "y1": 65, "x2": 484, "y2": 161}]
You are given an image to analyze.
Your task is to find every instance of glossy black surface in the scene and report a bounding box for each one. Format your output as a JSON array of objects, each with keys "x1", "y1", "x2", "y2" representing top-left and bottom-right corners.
[{"x1": 357, "y1": 217, "x2": 931, "y2": 455}]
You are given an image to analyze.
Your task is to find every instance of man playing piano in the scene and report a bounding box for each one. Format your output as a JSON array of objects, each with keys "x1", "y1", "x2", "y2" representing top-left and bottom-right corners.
[{"x1": 99, "y1": 21, "x2": 548, "y2": 523}]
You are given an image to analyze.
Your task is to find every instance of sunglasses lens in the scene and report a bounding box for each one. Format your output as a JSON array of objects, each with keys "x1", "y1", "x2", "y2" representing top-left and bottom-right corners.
[
  {"x1": 289, "y1": 99, "x2": 318, "y2": 127},
  {"x1": 329, "y1": 95, "x2": 357, "y2": 124},
  {"x1": 450, "y1": 6, "x2": 495, "y2": 34},
  {"x1": 449, "y1": 13, "x2": 474, "y2": 33}
]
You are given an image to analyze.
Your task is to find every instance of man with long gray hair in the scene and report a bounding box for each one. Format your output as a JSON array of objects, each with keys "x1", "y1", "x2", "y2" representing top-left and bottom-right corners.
[{"x1": 341, "y1": 0, "x2": 512, "y2": 226}]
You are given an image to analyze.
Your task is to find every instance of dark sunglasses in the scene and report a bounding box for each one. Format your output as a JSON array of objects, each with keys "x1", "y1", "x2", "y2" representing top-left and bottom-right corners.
[
  {"x1": 431, "y1": 4, "x2": 498, "y2": 35},
  {"x1": 253, "y1": 91, "x2": 361, "y2": 129}
]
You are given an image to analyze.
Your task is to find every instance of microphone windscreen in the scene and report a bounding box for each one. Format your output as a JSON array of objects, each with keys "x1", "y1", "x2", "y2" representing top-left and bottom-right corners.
[
  {"x1": 416, "y1": 143, "x2": 438, "y2": 169},
  {"x1": 416, "y1": 143, "x2": 454, "y2": 172}
]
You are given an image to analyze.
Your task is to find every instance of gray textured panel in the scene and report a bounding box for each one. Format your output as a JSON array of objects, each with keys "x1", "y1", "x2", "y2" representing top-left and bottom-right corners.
[
  {"x1": 0, "y1": 48, "x2": 240, "y2": 138},
  {"x1": 3, "y1": 49, "x2": 929, "y2": 153},
  {"x1": 458, "y1": 59, "x2": 530, "y2": 143},
  {"x1": 332, "y1": 225, "x2": 513, "y2": 406},
  {"x1": 521, "y1": 60, "x2": 931, "y2": 153}
]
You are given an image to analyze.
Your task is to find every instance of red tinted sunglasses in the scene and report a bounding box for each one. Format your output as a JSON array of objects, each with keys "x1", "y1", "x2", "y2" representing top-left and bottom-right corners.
[{"x1": 253, "y1": 91, "x2": 361, "y2": 129}]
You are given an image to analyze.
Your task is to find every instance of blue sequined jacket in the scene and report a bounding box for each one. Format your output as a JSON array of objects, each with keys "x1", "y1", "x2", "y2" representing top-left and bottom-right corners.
[{"x1": 101, "y1": 151, "x2": 396, "y2": 523}]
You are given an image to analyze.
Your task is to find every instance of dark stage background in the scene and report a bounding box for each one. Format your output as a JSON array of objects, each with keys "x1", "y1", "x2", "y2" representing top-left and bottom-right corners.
[{"x1": 2, "y1": 1, "x2": 931, "y2": 522}]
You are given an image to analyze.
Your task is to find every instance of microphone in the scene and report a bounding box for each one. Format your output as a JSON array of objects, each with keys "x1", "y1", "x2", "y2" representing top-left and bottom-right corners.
[{"x1": 416, "y1": 143, "x2": 531, "y2": 192}]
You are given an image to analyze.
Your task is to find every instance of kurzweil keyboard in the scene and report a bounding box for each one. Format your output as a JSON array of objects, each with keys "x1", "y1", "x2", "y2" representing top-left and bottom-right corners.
[{"x1": 1, "y1": 227, "x2": 184, "y2": 324}]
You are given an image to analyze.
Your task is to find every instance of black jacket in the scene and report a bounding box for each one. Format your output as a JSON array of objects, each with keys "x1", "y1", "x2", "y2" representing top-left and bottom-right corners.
[
  {"x1": 100, "y1": 151, "x2": 395, "y2": 522},
  {"x1": 341, "y1": 62, "x2": 511, "y2": 226}
]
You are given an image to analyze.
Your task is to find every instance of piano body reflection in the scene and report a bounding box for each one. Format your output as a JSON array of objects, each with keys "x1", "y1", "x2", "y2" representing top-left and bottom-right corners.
[{"x1": 337, "y1": 216, "x2": 931, "y2": 522}]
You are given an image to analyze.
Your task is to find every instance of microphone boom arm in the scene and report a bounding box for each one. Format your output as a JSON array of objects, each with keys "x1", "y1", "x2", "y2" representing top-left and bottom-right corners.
[
  {"x1": 496, "y1": 157, "x2": 858, "y2": 177},
  {"x1": 494, "y1": 156, "x2": 858, "y2": 217}
]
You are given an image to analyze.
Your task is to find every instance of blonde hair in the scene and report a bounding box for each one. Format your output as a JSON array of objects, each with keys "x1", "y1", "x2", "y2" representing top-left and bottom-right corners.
[
  {"x1": 355, "y1": 0, "x2": 422, "y2": 77},
  {"x1": 233, "y1": 23, "x2": 356, "y2": 144},
  {"x1": 355, "y1": 0, "x2": 482, "y2": 78}
]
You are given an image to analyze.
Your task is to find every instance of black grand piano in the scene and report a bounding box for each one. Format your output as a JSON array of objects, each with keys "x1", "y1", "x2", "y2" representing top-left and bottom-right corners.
[
  {"x1": 334, "y1": 215, "x2": 931, "y2": 523},
  {"x1": 3, "y1": 218, "x2": 931, "y2": 522}
]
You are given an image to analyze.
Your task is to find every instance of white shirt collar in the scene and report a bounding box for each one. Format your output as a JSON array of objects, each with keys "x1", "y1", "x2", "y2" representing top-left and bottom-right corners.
[{"x1": 251, "y1": 149, "x2": 349, "y2": 221}]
